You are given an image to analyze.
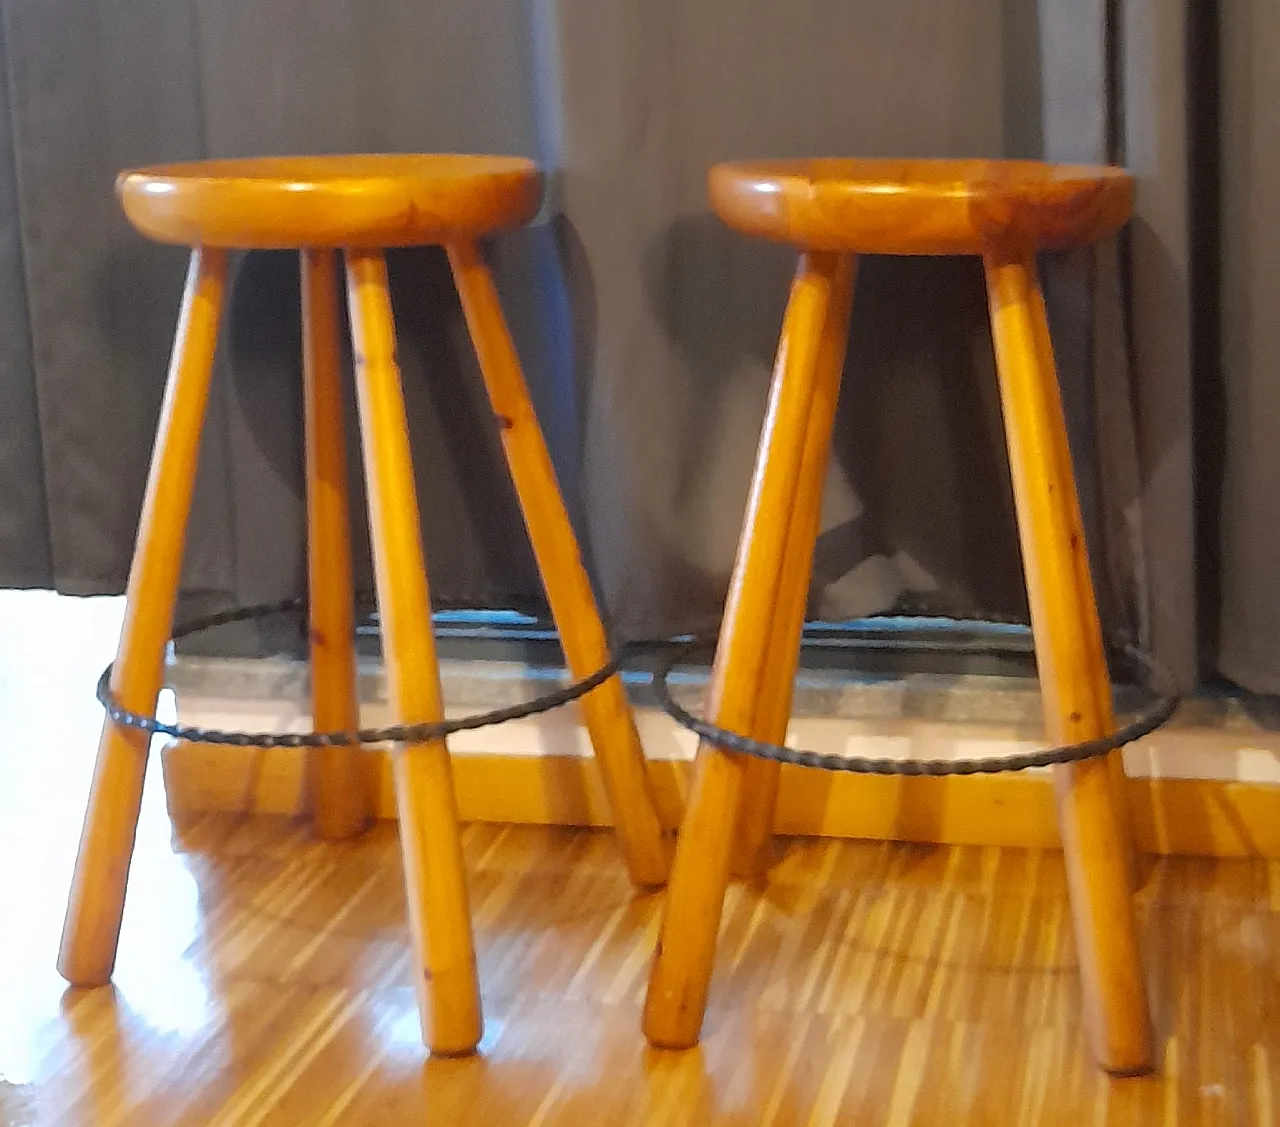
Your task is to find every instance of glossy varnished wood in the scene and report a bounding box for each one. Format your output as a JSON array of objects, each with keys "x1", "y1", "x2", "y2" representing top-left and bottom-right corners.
[
  {"x1": 345, "y1": 249, "x2": 482, "y2": 1055},
  {"x1": 3, "y1": 592, "x2": 1276, "y2": 1127},
  {"x1": 165, "y1": 733, "x2": 1280, "y2": 864},
  {"x1": 82, "y1": 152, "x2": 667, "y2": 1054},
  {"x1": 446, "y1": 241, "x2": 671, "y2": 889},
  {"x1": 644, "y1": 252, "x2": 845, "y2": 1049},
  {"x1": 710, "y1": 159, "x2": 1134, "y2": 255},
  {"x1": 57, "y1": 250, "x2": 228, "y2": 987},
  {"x1": 301, "y1": 249, "x2": 367, "y2": 841},
  {"x1": 674, "y1": 158, "x2": 1149, "y2": 1074},
  {"x1": 985, "y1": 253, "x2": 1153, "y2": 1074},
  {"x1": 118, "y1": 155, "x2": 541, "y2": 249},
  {"x1": 732, "y1": 253, "x2": 857, "y2": 880}
]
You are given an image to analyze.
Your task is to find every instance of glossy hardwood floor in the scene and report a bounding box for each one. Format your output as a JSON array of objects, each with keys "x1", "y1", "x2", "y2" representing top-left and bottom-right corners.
[{"x1": 1, "y1": 591, "x2": 1277, "y2": 1125}]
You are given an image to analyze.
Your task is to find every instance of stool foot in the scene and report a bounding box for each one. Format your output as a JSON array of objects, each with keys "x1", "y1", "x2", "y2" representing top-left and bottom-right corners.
[
  {"x1": 985, "y1": 251, "x2": 1153, "y2": 1074},
  {"x1": 346, "y1": 249, "x2": 482, "y2": 1055},
  {"x1": 644, "y1": 253, "x2": 844, "y2": 1048},
  {"x1": 301, "y1": 249, "x2": 367, "y2": 842},
  {"x1": 731, "y1": 253, "x2": 857, "y2": 881},
  {"x1": 447, "y1": 241, "x2": 671, "y2": 889},
  {"x1": 58, "y1": 250, "x2": 227, "y2": 986}
]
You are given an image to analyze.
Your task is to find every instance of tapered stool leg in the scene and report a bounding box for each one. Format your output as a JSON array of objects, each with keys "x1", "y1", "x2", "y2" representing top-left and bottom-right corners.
[
  {"x1": 301, "y1": 249, "x2": 367, "y2": 841},
  {"x1": 731, "y1": 254, "x2": 857, "y2": 880},
  {"x1": 985, "y1": 252, "x2": 1153, "y2": 1076},
  {"x1": 58, "y1": 249, "x2": 227, "y2": 986},
  {"x1": 447, "y1": 241, "x2": 671, "y2": 889},
  {"x1": 643, "y1": 252, "x2": 844, "y2": 1049},
  {"x1": 346, "y1": 249, "x2": 482, "y2": 1055}
]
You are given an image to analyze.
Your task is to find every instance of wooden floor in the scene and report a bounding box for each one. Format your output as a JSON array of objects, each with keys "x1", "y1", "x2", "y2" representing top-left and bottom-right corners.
[{"x1": 1, "y1": 591, "x2": 1278, "y2": 1125}]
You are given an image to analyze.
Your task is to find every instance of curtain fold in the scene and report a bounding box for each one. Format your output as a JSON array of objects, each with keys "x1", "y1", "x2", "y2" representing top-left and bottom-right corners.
[
  {"x1": 1218, "y1": 0, "x2": 1280, "y2": 694},
  {"x1": 1115, "y1": 0, "x2": 1198, "y2": 688},
  {"x1": 0, "y1": 25, "x2": 50, "y2": 588},
  {"x1": 0, "y1": 0, "x2": 1243, "y2": 692}
]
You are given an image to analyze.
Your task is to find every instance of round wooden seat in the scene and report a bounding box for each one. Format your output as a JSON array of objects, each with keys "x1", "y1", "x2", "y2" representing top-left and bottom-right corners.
[
  {"x1": 118, "y1": 154, "x2": 542, "y2": 249},
  {"x1": 59, "y1": 148, "x2": 671, "y2": 1059},
  {"x1": 709, "y1": 158, "x2": 1133, "y2": 255},
  {"x1": 645, "y1": 155, "x2": 1154, "y2": 1077}
]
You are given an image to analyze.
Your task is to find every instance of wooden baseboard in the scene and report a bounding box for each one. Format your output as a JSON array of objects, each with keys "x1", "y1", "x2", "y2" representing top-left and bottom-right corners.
[{"x1": 161, "y1": 740, "x2": 1280, "y2": 859}]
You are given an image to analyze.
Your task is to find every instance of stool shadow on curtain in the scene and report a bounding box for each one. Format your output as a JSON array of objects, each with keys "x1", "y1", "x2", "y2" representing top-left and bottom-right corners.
[
  {"x1": 217, "y1": 246, "x2": 549, "y2": 633},
  {"x1": 635, "y1": 215, "x2": 1038, "y2": 839},
  {"x1": 640, "y1": 214, "x2": 1030, "y2": 641},
  {"x1": 825, "y1": 253, "x2": 1027, "y2": 624},
  {"x1": 637, "y1": 214, "x2": 814, "y2": 639}
]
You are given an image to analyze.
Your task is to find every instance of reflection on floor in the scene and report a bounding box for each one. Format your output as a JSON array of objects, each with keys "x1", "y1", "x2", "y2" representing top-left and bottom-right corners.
[{"x1": 1, "y1": 590, "x2": 1277, "y2": 1125}]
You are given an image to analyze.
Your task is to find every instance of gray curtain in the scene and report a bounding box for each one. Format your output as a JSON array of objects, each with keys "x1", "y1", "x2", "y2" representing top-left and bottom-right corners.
[
  {"x1": 0, "y1": 1, "x2": 1226, "y2": 691},
  {"x1": 1218, "y1": 0, "x2": 1280, "y2": 694}
]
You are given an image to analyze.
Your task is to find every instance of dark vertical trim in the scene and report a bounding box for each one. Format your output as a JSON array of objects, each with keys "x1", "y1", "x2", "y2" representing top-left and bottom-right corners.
[
  {"x1": 1188, "y1": 0, "x2": 1223, "y2": 674},
  {"x1": 1105, "y1": 0, "x2": 1124, "y2": 163}
]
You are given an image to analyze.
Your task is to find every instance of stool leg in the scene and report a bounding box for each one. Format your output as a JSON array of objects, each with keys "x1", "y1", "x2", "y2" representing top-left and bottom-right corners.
[
  {"x1": 1110, "y1": 750, "x2": 1138, "y2": 886},
  {"x1": 345, "y1": 249, "x2": 482, "y2": 1055},
  {"x1": 643, "y1": 252, "x2": 843, "y2": 1049},
  {"x1": 984, "y1": 252, "x2": 1153, "y2": 1075},
  {"x1": 446, "y1": 241, "x2": 671, "y2": 889},
  {"x1": 58, "y1": 249, "x2": 227, "y2": 986},
  {"x1": 1037, "y1": 256, "x2": 1138, "y2": 891},
  {"x1": 301, "y1": 249, "x2": 367, "y2": 841},
  {"x1": 731, "y1": 254, "x2": 857, "y2": 880}
]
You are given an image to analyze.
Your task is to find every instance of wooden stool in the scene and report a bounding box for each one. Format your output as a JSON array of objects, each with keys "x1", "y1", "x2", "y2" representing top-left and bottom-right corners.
[
  {"x1": 58, "y1": 154, "x2": 671, "y2": 1055},
  {"x1": 642, "y1": 159, "x2": 1152, "y2": 1075}
]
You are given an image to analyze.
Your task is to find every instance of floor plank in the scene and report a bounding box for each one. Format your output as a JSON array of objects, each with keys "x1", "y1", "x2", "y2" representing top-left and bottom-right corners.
[{"x1": 1, "y1": 590, "x2": 1276, "y2": 1125}]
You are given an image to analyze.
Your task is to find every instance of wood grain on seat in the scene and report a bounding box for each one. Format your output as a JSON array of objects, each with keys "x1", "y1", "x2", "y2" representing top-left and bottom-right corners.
[
  {"x1": 710, "y1": 158, "x2": 1133, "y2": 255},
  {"x1": 118, "y1": 154, "x2": 542, "y2": 249}
]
